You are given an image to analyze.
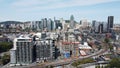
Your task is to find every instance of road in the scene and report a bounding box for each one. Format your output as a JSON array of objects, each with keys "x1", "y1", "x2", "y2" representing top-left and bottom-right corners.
[
  {"x1": 1, "y1": 33, "x2": 109, "y2": 68},
  {"x1": 0, "y1": 51, "x2": 10, "y2": 56},
  {"x1": 28, "y1": 41, "x2": 108, "y2": 68}
]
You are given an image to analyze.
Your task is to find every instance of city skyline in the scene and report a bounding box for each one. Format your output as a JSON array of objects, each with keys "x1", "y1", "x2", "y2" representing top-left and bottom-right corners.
[{"x1": 0, "y1": 0, "x2": 120, "y2": 24}]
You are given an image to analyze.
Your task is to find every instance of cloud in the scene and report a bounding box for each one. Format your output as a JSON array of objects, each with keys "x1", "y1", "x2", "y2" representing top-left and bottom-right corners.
[
  {"x1": 13, "y1": 0, "x2": 119, "y2": 7},
  {"x1": 12, "y1": 0, "x2": 40, "y2": 7},
  {"x1": 11, "y1": 0, "x2": 119, "y2": 12},
  {"x1": 0, "y1": 0, "x2": 119, "y2": 23},
  {"x1": 12, "y1": 0, "x2": 61, "y2": 7}
]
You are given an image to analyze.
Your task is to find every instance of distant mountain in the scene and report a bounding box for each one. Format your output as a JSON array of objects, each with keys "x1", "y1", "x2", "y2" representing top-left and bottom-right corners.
[{"x1": 0, "y1": 21, "x2": 23, "y2": 24}]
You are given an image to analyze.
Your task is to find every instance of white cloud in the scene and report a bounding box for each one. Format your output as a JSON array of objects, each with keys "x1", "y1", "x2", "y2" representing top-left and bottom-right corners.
[
  {"x1": 12, "y1": 0, "x2": 61, "y2": 7},
  {"x1": 12, "y1": 0, "x2": 40, "y2": 7},
  {"x1": 11, "y1": 0, "x2": 119, "y2": 12}
]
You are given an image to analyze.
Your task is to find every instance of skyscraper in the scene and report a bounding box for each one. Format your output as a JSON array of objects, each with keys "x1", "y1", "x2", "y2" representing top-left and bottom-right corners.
[
  {"x1": 70, "y1": 15, "x2": 75, "y2": 29},
  {"x1": 60, "y1": 18, "x2": 64, "y2": 30},
  {"x1": 91, "y1": 20, "x2": 96, "y2": 33},
  {"x1": 92, "y1": 20, "x2": 107, "y2": 33},
  {"x1": 107, "y1": 16, "x2": 114, "y2": 33},
  {"x1": 41, "y1": 18, "x2": 48, "y2": 31},
  {"x1": 98, "y1": 23, "x2": 103, "y2": 33},
  {"x1": 43, "y1": 18, "x2": 48, "y2": 28},
  {"x1": 53, "y1": 17, "x2": 56, "y2": 30},
  {"x1": 47, "y1": 19, "x2": 52, "y2": 31},
  {"x1": 94, "y1": 21, "x2": 100, "y2": 33},
  {"x1": 103, "y1": 22, "x2": 107, "y2": 33}
]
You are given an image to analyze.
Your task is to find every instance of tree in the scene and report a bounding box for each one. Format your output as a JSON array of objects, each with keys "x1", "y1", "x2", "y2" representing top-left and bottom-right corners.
[
  {"x1": 109, "y1": 44, "x2": 113, "y2": 52},
  {"x1": 95, "y1": 65, "x2": 97, "y2": 68},
  {"x1": 98, "y1": 65, "x2": 100, "y2": 68},
  {"x1": 1, "y1": 54, "x2": 10, "y2": 65},
  {"x1": 104, "y1": 65, "x2": 109, "y2": 68},
  {"x1": 104, "y1": 38, "x2": 110, "y2": 43},
  {"x1": 106, "y1": 58, "x2": 120, "y2": 68},
  {"x1": 0, "y1": 42, "x2": 13, "y2": 53},
  {"x1": 95, "y1": 65, "x2": 101, "y2": 68},
  {"x1": 24, "y1": 27, "x2": 31, "y2": 32},
  {"x1": 45, "y1": 65, "x2": 53, "y2": 68},
  {"x1": 104, "y1": 38, "x2": 113, "y2": 54},
  {"x1": 50, "y1": 65, "x2": 53, "y2": 68},
  {"x1": 101, "y1": 65, "x2": 104, "y2": 68},
  {"x1": 71, "y1": 58, "x2": 95, "y2": 67}
]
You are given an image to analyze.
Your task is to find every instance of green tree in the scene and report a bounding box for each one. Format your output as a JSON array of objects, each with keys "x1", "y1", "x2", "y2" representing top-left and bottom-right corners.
[
  {"x1": 45, "y1": 65, "x2": 53, "y2": 68},
  {"x1": 106, "y1": 58, "x2": 120, "y2": 68},
  {"x1": 71, "y1": 58, "x2": 95, "y2": 67},
  {"x1": 101, "y1": 65, "x2": 104, "y2": 68},
  {"x1": 98, "y1": 65, "x2": 100, "y2": 68},
  {"x1": 104, "y1": 38, "x2": 113, "y2": 53},
  {"x1": 109, "y1": 44, "x2": 113, "y2": 52},
  {"x1": 0, "y1": 42, "x2": 13, "y2": 53},
  {"x1": 95, "y1": 65, "x2": 98, "y2": 68},
  {"x1": 50, "y1": 65, "x2": 53, "y2": 68},
  {"x1": 104, "y1": 38, "x2": 110, "y2": 43},
  {"x1": 104, "y1": 65, "x2": 109, "y2": 68},
  {"x1": 1, "y1": 54, "x2": 10, "y2": 65},
  {"x1": 24, "y1": 27, "x2": 31, "y2": 32}
]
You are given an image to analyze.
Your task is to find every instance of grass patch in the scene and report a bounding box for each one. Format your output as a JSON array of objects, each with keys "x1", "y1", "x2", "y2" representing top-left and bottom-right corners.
[{"x1": 72, "y1": 58, "x2": 95, "y2": 67}]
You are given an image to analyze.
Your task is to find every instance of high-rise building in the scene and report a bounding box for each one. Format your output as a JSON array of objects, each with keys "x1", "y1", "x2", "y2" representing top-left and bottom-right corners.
[
  {"x1": 55, "y1": 20, "x2": 62, "y2": 29},
  {"x1": 41, "y1": 19, "x2": 44, "y2": 31},
  {"x1": 53, "y1": 17, "x2": 57, "y2": 30},
  {"x1": 107, "y1": 16, "x2": 114, "y2": 33},
  {"x1": 43, "y1": 18, "x2": 48, "y2": 28},
  {"x1": 47, "y1": 18, "x2": 56, "y2": 31},
  {"x1": 60, "y1": 18, "x2": 66, "y2": 31},
  {"x1": 31, "y1": 21, "x2": 36, "y2": 30},
  {"x1": 41, "y1": 18, "x2": 48, "y2": 31},
  {"x1": 70, "y1": 15, "x2": 75, "y2": 29},
  {"x1": 36, "y1": 21, "x2": 41, "y2": 31},
  {"x1": 91, "y1": 20, "x2": 96, "y2": 33},
  {"x1": 35, "y1": 39, "x2": 55, "y2": 62},
  {"x1": 103, "y1": 22, "x2": 107, "y2": 33},
  {"x1": 10, "y1": 33, "x2": 57, "y2": 66},
  {"x1": 94, "y1": 21, "x2": 100, "y2": 33},
  {"x1": 30, "y1": 21, "x2": 41, "y2": 31},
  {"x1": 92, "y1": 20, "x2": 96, "y2": 28},
  {"x1": 47, "y1": 19, "x2": 52, "y2": 31},
  {"x1": 10, "y1": 35, "x2": 34, "y2": 65},
  {"x1": 92, "y1": 20, "x2": 108, "y2": 33},
  {"x1": 80, "y1": 19, "x2": 89, "y2": 28},
  {"x1": 98, "y1": 23, "x2": 103, "y2": 33}
]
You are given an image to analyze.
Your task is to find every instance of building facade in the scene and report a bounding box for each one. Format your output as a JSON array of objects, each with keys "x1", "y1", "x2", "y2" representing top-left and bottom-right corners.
[
  {"x1": 70, "y1": 15, "x2": 75, "y2": 29},
  {"x1": 35, "y1": 39, "x2": 55, "y2": 62},
  {"x1": 107, "y1": 16, "x2": 114, "y2": 33},
  {"x1": 98, "y1": 23, "x2": 103, "y2": 33},
  {"x1": 92, "y1": 20, "x2": 107, "y2": 33},
  {"x1": 10, "y1": 36, "x2": 34, "y2": 65}
]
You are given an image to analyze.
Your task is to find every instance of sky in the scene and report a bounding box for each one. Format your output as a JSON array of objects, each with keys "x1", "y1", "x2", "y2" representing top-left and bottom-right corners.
[{"x1": 0, "y1": 0, "x2": 120, "y2": 24}]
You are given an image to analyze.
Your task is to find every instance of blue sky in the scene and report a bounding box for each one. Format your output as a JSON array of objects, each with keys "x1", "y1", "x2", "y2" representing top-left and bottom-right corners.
[{"x1": 0, "y1": 0, "x2": 120, "y2": 24}]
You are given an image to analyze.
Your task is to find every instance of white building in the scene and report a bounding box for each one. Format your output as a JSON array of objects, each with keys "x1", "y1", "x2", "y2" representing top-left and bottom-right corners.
[
  {"x1": 80, "y1": 19, "x2": 89, "y2": 28},
  {"x1": 10, "y1": 35, "x2": 34, "y2": 66}
]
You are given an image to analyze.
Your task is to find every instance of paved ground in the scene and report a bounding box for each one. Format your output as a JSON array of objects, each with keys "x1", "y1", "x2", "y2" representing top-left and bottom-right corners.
[{"x1": 85, "y1": 65, "x2": 95, "y2": 68}]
